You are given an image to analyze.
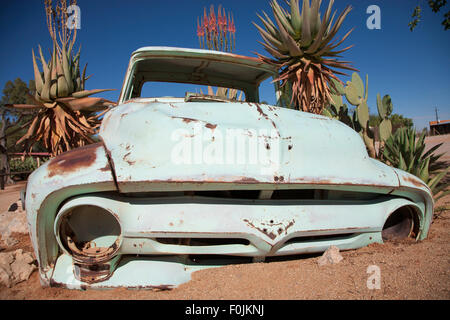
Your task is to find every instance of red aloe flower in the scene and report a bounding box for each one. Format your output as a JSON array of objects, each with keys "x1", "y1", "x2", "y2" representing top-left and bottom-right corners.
[
  {"x1": 196, "y1": 5, "x2": 236, "y2": 52},
  {"x1": 209, "y1": 6, "x2": 217, "y2": 35},
  {"x1": 203, "y1": 7, "x2": 209, "y2": 33},
  {"x1": 196, "y1": 17, "x2": 204, "y2": 37},
  {"x1": 221, "y1": 7, "x2": 227, "y2": 29},
  {"x1": 230, "y1": 14, "x2": 236, "y2": 33},
  {"x1": 217, "y1": 5, "x2": 223, "y2": 31},
  {"x1": 201, "y1": 20, "x2": 206, "y2": 33},
  {"x1": 227, "y1": 13, "x2": 235, "y2": 33}
]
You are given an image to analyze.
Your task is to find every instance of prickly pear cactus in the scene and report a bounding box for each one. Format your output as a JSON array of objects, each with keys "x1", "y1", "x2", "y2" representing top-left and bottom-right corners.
[
  {"x1": 377, "y1": 93, "x2": 393, "y2": 141},
  {"x1": 324, "y1": 72, "x2": 394, "y2": 160}
]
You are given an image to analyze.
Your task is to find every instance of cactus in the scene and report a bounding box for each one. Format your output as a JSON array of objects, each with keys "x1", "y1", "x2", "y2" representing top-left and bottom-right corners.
[
  {"x1": 7, "y1": 0, "x2": 116, "y2": 156},
  {"x1": 32, "y1": 43, "x2": 113, "y2": 103},
  {"x1": 279, "y1": 81, "x2": 296, "y2": 109},
  {"x1": 356, "y1": 101, "x2": 370, "y2": 128},
  {"x1": 324, "y1": 72, "x2": 394, "y2": 160},
  {"x1": 254, "y1": 0, "x2": 356, "y2": 114},
  {"x1": 377, "y1": 93, "x2": 393, "y2": 142}
]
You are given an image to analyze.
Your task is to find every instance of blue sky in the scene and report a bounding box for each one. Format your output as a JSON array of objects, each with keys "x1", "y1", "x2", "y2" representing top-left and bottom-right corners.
[{"x1": 1, "y1": 0, "x2": 449, "y2": 130}]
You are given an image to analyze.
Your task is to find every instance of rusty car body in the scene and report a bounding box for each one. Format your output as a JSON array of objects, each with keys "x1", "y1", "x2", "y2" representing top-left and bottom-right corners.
[{"x1": 24, "y1": 47, "x2": 434, "y2": 289}]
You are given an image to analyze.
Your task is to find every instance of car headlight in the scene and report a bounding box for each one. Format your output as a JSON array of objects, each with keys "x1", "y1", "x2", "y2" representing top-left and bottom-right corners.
[{"x1": 55, "y1": 205, "x2": 121, "y2": 264}]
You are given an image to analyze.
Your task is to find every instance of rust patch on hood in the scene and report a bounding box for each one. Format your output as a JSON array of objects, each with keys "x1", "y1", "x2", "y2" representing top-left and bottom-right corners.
[
  {"x1": 403, "y1": 175, "x2": 428, "y2": 188},
  {"x1": 251, "y1": 103, "x2": 279, "y2": 133},
  {"x1": 123, "y1": 151, "x2": 136, "y2": 165},
  {"x1": 47, "y1": 143, "x2": 101, "y2": 178},
  {"x1": 171, "y1": 116, "x2": 198, "y2": 123},
  {"x1": 99, "y1": 163, "x2": 112, "y2": 172},
  {"x1": 205, "y1": 123, "x2": 217, "y2": 130},
  {"x1": 255, "y1": 103, "x2": 268, "y2": 119}
]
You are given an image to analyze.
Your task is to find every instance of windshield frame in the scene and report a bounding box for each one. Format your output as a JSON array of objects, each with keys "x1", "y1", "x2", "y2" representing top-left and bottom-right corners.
[{"x1": 118, "y1": 47, "x2": 279, "y2": 105}]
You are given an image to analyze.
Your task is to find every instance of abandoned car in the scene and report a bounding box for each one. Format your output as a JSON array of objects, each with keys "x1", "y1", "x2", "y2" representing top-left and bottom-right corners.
[{"x1": 24, "y1": 47, "x2": 434, "y2": 289}]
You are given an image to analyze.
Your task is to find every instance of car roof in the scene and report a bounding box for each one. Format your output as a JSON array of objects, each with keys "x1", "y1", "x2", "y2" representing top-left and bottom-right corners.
[{"x1": 132, "y1": 47, "x2": 277, "y2": 85}]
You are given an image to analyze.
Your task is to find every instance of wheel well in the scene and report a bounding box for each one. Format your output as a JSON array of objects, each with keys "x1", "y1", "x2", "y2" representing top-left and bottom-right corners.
[{"x1": 382, "y1": 206, "x2": 420, "y2": 241}]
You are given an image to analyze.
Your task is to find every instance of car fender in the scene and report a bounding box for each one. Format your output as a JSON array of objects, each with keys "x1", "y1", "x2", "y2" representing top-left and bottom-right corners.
[{"x1": 25, "y1": 142, "x2": 117, "y2": 285}]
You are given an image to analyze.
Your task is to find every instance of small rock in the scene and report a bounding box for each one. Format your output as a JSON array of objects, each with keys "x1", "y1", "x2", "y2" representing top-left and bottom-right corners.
[
  {"x1": 0, "y1": 266, "x2": 11, "y2": 287},
  {"x1": 0, "y1": 252, "x2": 14, "y2": 288},
  {"x1": 318, "y1": 245, "x2": 343, "y2": 266},
  {"x1": 11, "y1": 250, "x2": 36, "y2": 283},
  {"x1": 0, "y1": 251, "x2": 14, "y2": 271},
  {"x1": 1, "y1": 237, "x2": 18, "y2": 247},
  {"x1": 0, "y1": 249, "x2": 36, "y2": 288}
]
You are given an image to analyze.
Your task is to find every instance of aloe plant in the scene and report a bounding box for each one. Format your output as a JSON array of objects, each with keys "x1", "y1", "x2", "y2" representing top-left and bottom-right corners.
[
  {"x1": 8, "y1": 0, "x2": 115, "y2": 156},
  {"x1": 196, "y1": 5, "x2": 243, "y2": 101},
  {"x1": 254, "y1": 0, "x2": 357, "y2": 114},
  {"x1": 383, "y1": 127, "x2": 449, "y2": 200},
  {"x1": 209, "y1": 87, "x2": 244, "y2": 101},
  {"x1": 197, "y1": 5, "x2": 236, "y2": 52}
]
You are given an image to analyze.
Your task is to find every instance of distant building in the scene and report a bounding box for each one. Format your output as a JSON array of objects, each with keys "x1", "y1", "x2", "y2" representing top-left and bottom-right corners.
[{"x1": 429, "y1": 120, "x2": 450, "y2": 135}]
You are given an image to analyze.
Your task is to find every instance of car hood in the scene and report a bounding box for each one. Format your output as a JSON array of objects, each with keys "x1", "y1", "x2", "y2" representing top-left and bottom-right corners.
[{"x1": 99, "y1": 99, "x2": 399, "y2": 192}]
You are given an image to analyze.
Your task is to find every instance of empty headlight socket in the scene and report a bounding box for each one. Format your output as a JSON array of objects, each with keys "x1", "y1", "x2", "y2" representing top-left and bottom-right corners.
[{"x1": 54, "y1": 204, "x2": 122, "y2": 283}]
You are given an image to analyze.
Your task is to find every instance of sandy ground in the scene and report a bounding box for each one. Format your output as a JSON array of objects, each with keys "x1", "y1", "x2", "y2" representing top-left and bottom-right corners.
[{"x1": 0, "y1": 181, "x2": 26, "y2": 213}]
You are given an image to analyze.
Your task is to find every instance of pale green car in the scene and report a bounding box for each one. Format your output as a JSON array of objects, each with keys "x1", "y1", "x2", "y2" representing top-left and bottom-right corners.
[{"x1": 24, "y1": 47, "x2": 433, "y2": 289}]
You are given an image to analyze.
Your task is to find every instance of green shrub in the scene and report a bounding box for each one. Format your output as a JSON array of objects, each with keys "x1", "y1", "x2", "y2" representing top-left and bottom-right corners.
[
  {"x1": 383, "y1": 127, "x2": 449, "y2": 200},
  {"x1": 9, "y1": 157, "x2": 45, "y2": 173}
]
